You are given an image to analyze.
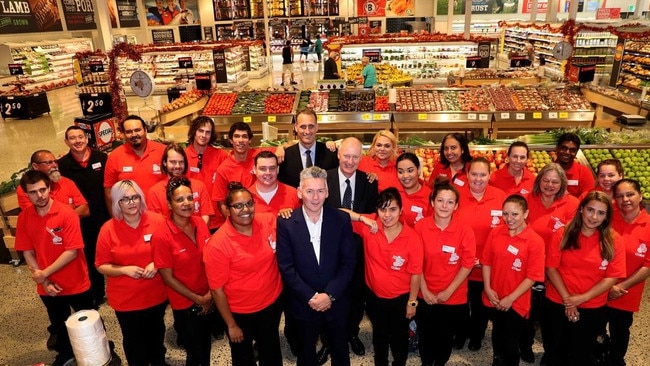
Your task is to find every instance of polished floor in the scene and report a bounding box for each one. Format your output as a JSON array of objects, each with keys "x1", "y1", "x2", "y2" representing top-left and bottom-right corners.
[{"x1": 1, "y1": 58, "x2": 649, "y2": 366}]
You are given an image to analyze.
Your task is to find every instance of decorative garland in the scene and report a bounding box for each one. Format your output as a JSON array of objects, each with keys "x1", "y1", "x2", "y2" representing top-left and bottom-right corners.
[
  {"x1": 74, "y1": 49, "x2": 107, "y2": 60},
  {"x1": 107, "y1": 42, "x2": 142, "y2": 121},
  {"x1": 324, "y1": 33, "x2": 498, "y2": 52}
]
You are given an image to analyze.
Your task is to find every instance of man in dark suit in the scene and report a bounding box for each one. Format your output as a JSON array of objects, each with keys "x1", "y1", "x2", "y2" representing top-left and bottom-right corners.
[
  {"x1": 278, "y1": 109, "x2": 338, "y2": 188},
  {"x1": 277, "y1": 166, "x2": 357, "y2": 366},
  {"x1": 325, "y1": 137, "x2": 378, "y2": 358}
]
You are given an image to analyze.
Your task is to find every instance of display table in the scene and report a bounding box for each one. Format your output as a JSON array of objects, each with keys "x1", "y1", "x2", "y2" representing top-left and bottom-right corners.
[
  {"x1": 157, "y1": 96, "x2": 208, "y2": 126},
  {"x1": 0, "y1": 92, "x2": 50, "y2": 119},
  {"x1": 581, "y1": 87, "x2": 646, "y2": 121}
]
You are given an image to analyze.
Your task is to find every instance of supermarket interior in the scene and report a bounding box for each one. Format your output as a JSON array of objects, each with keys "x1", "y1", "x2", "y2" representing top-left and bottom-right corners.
[{"x1": 3, "y1": 0, "x2": 650, "y2": 365}]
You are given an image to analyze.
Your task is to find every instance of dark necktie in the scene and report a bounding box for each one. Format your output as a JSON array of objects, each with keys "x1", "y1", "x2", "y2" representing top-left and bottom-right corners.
[
  {"x1": 342, "y1": 178, "x2": 352, "y2": 209},
  {"x1": 305, "y1": 149, "x2": 313, "y2": 168}
]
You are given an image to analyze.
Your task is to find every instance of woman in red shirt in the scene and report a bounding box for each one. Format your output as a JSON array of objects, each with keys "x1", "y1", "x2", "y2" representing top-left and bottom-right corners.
[
  {"x1": 203, "y1": 183, "x2": 283, "y2": 366},
  {"x1": 350, "y1": 187, "x2": 423, "y2": 366},
  {"x1": 396, "y1": 152, "x2": 432, "y2": 228},
  {"x1": 358, "y1": 130, "x2": 400, "y2": 192},
  {"x1": 482, "y1": 194, "x2": 545, "y2": 366},
  {"x1": 455, "y1": 157, "x2": 507, "y2": 351},
  {"x1": 579, "y1": 159, "x2": 623, "y2": 201},
  {"x1": 96, "y1": 180, "x2": 168, "y2": 366},
  {"x1": 426, "y1": 133, "x2": 472, "y2": 189},
  {"x1": 543, "y1": 191, "x2": 625, "y2": 365},
  {"x1": 606, "y1": 179, "x2": 650, "y2": 366},
  {"x1": 152, "y1": 177, "x2": 214, "y2": 366},
  {"x1": 414, "y1": 178, "x2": 475, "y2": 366},
  {"x1": 489, "y1": 141, "x2": 535, "y2": 196}
]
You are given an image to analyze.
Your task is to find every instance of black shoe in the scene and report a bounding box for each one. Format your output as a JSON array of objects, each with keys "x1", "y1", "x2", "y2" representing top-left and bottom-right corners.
[
  {"x1": 316, "y1": 345, "x2": 330, "y2": 365},
  {"x1": 46, "y1": 333, "x2": 57, "y2": 350},
  {"x1": 521, "y1": 348, "x2": 535, "y2": 363},
  {"x1": 291, "y1": 81, "x2": 298, "y2": 85},
  {"x1": 287, "y1": 338, "x2": 299, "y2": 356},
  {"x1": 468, "y1": 339, "x2": 482, "y2": 351},
  {"x1": 540, "y1": 353, "x2": 547, "y2": 366},
  {"x1": 52, "y1": 355, "x2": 74, "y2": 366},
  {"x1": 452, "y1": 337, "x2": 466, "y2": 350},
  {"x1": 176, "y1": 335, "x2": 185, "y2": 349},
  {"x1": 492, "y1": 355, "x2": 504, "y2": 366},
  {"x1": 280, "y1": 82, "x2": 285, "y2": 86},
  {"x1": 349, "y1": 335, "x2": 366, "y2": 356},
  {"x1": 212, "y1": 329, "x2": 225, "y2": 340}
]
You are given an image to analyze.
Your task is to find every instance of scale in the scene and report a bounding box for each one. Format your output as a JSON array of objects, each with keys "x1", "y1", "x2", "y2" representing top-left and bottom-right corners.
[
  {"x1": 553, "y1": 41, "x2": 573, "y2": 61},
  {"x1": 129, "y1": 69, "x2": 160, "y2": 134}
]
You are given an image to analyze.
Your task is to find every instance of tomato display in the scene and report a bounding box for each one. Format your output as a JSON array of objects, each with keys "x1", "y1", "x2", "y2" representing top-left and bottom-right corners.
[{"x1": 202, "y1": 93, "x2": 237, "y2": 115}]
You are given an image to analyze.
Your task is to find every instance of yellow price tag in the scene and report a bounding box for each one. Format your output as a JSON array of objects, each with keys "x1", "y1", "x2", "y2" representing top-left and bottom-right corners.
[
  {"x1": 559, "y1": 112, "x2": 569, "y2": 119},
  {"x1": 317, "y1": 115, "x2": 323, "y2": 122},
  {"x1": 267, "y1": 115, "x2": 276, "y2": 122},
  {"x1": 533, "y1": 112, "x2": 542, "y2": 119},
  {"x1": 361, "y1": 113, "x2": 371, "y2": 121},
  {"x1": 418, "y1": 113, "x2": 427, "y2": 120},
  {"x1": 243, "y1": 116, "x2": 252, "y2": 123}
]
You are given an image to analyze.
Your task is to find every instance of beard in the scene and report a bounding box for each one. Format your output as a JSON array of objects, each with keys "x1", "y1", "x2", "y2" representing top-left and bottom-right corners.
[{"x1": 49, "y1": 170, "x2": 61, "y2": 183}]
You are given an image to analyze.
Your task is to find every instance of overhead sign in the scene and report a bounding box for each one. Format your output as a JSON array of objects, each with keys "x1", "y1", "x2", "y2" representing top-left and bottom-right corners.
[
  {"x1": 152, "y1": 29, "x2": 175, "y2": 43},
  {"x1": 0, "y1": 0, "x2": 63, "y2": 34},
  {"x1": 596, "y1": 8, "x2": 621, "y2": 19},
  {"x1": 61, "y1": 0, "x2": 96, "y2": 30},
  {"x1": 117, "y1": 0, "x2": 140, "y2": 28}
]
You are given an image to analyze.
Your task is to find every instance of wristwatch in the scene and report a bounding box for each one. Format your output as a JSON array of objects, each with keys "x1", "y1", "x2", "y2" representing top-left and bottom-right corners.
[
  {"x1": 328, "y1": 294, "x2": 336, "y2": 303},
  {"x1": 408, "y1": 299, "x2": 418, "y2": 307}
]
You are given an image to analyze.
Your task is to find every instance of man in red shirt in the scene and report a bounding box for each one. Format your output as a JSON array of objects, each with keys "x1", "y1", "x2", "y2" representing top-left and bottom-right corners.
[
  {"x1": 15, "y1": 170, "x2": 95, "y2": 366},
  {"x1": 249, "y1": 151, "x2": 299, "y2": 216},
  {"x1": 16, "y1": 150, "x2": 89, "y2": 218},
  {"x1": 104, "y1": 115, "x2": 166, "y2": 211},
  {"x1": 554, "y1": 132, "x2": 595, "y2": 198}
]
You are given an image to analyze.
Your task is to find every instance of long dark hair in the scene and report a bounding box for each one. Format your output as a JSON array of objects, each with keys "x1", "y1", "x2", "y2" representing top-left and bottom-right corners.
[
  {"x1": 439, "y1": 133, "x2": 471, "y2": 167},
  {"x1": 560, "y1": 191, "x2": 615, "y2": 261}
]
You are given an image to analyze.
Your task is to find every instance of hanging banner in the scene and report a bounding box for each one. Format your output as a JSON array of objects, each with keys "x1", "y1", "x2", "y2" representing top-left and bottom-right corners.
[
  {"x1": 146, "y1": 0, "x2": 199, "y2": 26},
  {"x1": 439, "y1": 0, "x2": 520, "y2": 15},
  {"x1": 0, "y1": 0, "x2": 63, "y2": 34},
  {"x1": 596, "y1": 7, "x2": 621, "y2": 19},
  {"x1": 116, "y1": 0, "x2": 139, "y2": 28},
  {"x1": 61, "y1": 0, "x2": 96, "y2": 30}
]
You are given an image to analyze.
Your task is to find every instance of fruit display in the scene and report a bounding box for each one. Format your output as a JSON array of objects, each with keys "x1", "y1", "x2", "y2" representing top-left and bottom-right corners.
[
  {"x1": 264, "y1": 93, "x2": 295, "y2": 114},
  {"x1": 202, "y1": 93, "x2": 238, "y2": 115},
  {"x1": 308, "y1": 91, "x2": 329, "y2": 112},
  {"x1": 529, "y1": 150, "x2": 553, "y2": 173},
  {"x1": 231, "y1": 92, "x2": 272, "y2": 114},
  {"x1": 203, "y1": 91, "x2": 297, "y2": 116},
  {"x1": 585, "y1": 85, "x2": 643, "y2": 106},
  {"x1": 160, "y1": 90, "x2": 207, "y2": 113},
  {"x1": 394, "y1": 88, "x2": 493, "y2": 112},
  {"x1": 344, "y1": 62, "x2": 413, "y2": 85},
  {"x1": 448, "y1": 69, "x2": 539, "y2": 79},
  {"x1": 297, "y1": 91, "x2": 310, "y2": 110},
  {"x1": 328, "y1": 90, "x2": 341, "y2": 112},
  {"x1": 488, "y1": 87, "x2": 518, "y2": 111},
  {"x1": 340, "y1": 90, "x2": 375, "y2": 112},
  {"x1": 582, "y1": 148, "x2": 614, "y2": 169},
  {"x1": 583, "y1": 148, "x2": 650, "y2": 196},
  {"x1": 375, "y1": 96, "x2": 389, "y2": 112}
]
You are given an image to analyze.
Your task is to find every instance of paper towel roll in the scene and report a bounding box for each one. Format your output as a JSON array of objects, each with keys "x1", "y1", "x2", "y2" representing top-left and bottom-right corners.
[{"x1": 65, "y1": 309, "x2": 111, "y2": 366}]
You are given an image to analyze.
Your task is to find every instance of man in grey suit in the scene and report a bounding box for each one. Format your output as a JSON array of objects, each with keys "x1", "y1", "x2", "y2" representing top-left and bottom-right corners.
[{"x1": 276, "y1": 166, "x2": 357, "y2": 366}]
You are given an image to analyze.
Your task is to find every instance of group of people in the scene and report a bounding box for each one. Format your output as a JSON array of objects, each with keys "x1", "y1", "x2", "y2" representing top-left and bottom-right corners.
[
  {"x1": 147, "y1": 0, "x2": 195, "y2": 26},
  {"x1": 14, "y1": 109, "x2": 649, "y2": 366}
]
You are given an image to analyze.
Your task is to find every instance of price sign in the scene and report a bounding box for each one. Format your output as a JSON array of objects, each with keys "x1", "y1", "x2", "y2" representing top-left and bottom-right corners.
[
  {"x1": 317, "y1": 115, "x2": 323, "y2": 122},
  {"x1": 374, "y1": 113, "x2": 389, "y2": 120},
  {"x1": 510, "y1": 57, "x2": 529, "y2": 68},
  {"x1": 178, "y1": 57, "x2": 193, "y2": 69},
  {"x1": 88, "y1": 61, "x2": 104, "y2": 73},
  {"x1": 533, "y1": 112, "x2": 542, "y2": 119},
  {"x1": 361, "y1": 113, "x2": 371, "y2": 121},
  {"x1": 267, "y1": 115, "x2": 276, "y2": 122},
  {"x1": 559, "y1": 112, "x2": 569, "y2": 119},
  {"x1": 516, "y1": 113, "x2": 526, "y2": 120},
  {"x1": 548, "y1": 112, "x2": 558, "y2": 119},
  {"x1": 0, "y1": 96, "x2": 23, "y2": 117},
  {"x1": 8, "y1": 64, "x2": 23, "y2": 76},
  {"x1": 466, "y1": 56, "x2": 481, "y2": 69},
  {"x1": 243, "y1": 116, "x2": 252, "y2": 123},
  {"x1": 468, "y1": 113, "x2": 477, "y2": 120},
  {"x1": 451, "y1": 114, "x2": 460, "y2": 120},
  {"x1": 418, "y1": 113, "x2": 427, "y2": 120},
  {"x1": 500, "y1": 112, "x2": 510, "y2": 119},
  {"x1": 79, "y1": 93, "x2": 112, "y2": 116},
  {"x1": 479, "y1": 114, "x2": 489, "y2": 121}
]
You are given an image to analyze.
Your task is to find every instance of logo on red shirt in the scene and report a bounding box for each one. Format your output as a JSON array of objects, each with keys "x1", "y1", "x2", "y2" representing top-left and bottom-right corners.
[
  {"x1": 599, "y1": 259, "x2": 609, "y2": 271},
  {"x1": 391, "y1": 255, "x2": 405, "y2": 270},
  {"x1": 636, "y1": 243, "x2": 647, "y2": 258},
  {"x1": 512, "y1": 258, "x2": 522, "y2": 272}
]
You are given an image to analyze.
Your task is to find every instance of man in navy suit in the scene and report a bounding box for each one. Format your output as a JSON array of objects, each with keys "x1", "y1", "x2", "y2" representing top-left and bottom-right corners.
[
  {"x1": 278, "y1": 109, "x2": 338, "y2": 188},
  {"x1": 276, "y1": 166, "x2": 357, "y2": 366}
]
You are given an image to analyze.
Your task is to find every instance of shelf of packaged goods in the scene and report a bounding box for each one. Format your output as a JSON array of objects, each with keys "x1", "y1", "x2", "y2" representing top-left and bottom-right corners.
[{"x1": 624, "y1": 50, "x2": 650, "y2": 57}]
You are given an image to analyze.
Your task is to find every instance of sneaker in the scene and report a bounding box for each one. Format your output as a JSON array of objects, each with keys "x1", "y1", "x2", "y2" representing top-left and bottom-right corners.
[{"x1": 291, "y1": 81, "x2": 298, "y2": 85}]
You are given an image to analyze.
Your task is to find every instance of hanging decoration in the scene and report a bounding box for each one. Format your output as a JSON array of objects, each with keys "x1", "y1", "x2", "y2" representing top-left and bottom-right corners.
[
  {"x1": 107, "y1": 42, "x2": 142, "y2": 121},
  {"x1": 324, "y1": 32, "x2": 498, "y2": 51}
]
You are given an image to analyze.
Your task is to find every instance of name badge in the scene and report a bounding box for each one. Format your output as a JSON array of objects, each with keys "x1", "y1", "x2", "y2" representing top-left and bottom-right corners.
[
  {"x1": 490, "y1": 210, "x2": 503, "y2": 217},
  {"x1": 567, "y1": 179, "x2": 579, "y2": 186},
  {"x1": 144, "y1": 234, "x2": 152, "y2": 242},
  {"x1": 92, "y1": 162, "x2": 102, "y2": 170},
  {"x1": 507, "y1": 244, "x2": 519, "y2": 255},
  {"x1": 520, "y1": 188, "x2": 529, "y2": 194},
  {"x1": 190, "y1": 167, "x2": 200, "y2": 173},
  {"x1": 442, "y1": 245, "x2": 455, "y2": 253},
  {"x1": 454, "y1": 178, "x2": 465, "y2": 186},
  {"x1": 123, "y1": 166, "x2": 133, "y2": 172}
]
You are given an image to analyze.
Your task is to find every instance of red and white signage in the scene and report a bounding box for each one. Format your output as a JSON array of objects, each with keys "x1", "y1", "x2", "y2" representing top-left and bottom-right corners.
[{"x1": 596, "y1": 8, "x2": 621, "y2": 19}]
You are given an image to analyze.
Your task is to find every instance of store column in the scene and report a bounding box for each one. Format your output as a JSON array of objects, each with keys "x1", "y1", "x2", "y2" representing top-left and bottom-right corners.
[
  {"x1": 463, "y1": 0, "x2": 471, "y2": 38},
  {"x1": 545, "y1": 0, "x2": 559, "y2": 22},
  {"x1": 530, "y1": 0, "x2": 538, "y2": 21},
  {"x1": 92, "y1": 0, "x2": 113, "y2": 51}
]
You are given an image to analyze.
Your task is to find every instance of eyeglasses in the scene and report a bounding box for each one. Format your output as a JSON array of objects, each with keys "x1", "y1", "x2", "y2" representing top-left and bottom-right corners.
[
  {"x1": 229, "y1": 200, "x2": 255, "y2": 210},
  {"x1": 119, "y1": 195, "x2": 141, "y2": 204},
  {"x1": 35, "y1": 160, "x2": 57, "y2": 165}
]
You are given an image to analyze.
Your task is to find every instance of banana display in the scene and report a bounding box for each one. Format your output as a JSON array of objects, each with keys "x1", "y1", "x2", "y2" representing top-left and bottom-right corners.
[{"x1": 344, "y1": 62, "x2": 412, "y2": 85}]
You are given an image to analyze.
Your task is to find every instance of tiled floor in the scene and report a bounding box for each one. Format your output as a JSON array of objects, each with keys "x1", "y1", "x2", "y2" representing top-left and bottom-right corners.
[{"x1": 1, "y1": 58, "x2": 650, "y2": 366}]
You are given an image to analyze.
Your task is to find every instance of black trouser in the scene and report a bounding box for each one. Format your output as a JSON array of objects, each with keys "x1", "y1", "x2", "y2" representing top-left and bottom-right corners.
[
  {"x1": 418, "y1": 301, "x2": 467, "y2": 366},
  {"x1": 606, "y1": 306, "x2": 634, "y2": 366},
  {"x1": 456, "y1": 280, "x2": 489, "y2": 344},
  {"x1": 229, "y1": 298, "x2": 283, "y2": 366},
  {"x1": 114, "y1": 301, "x2": 168, "y2": 366},
  {"x1": 366, "y1": 291, "x2": 410, "y2": 366},
  {"x1": 348, "y1": 234, "x2": 366, "y2": 338},
  {"x1": 172, "y1": 306, "x2": 215, "y2": 366},
  {"x1": 541, "y1": 298, "x2": 607, "y2": 366},
  {"x1": 520, "y1": 284, "x2": 545, "y2": 353},
  {"x1": 81, "y1": 226, "x2": 106, "y2": 305},
  {"x1": 40, "y1": 290, "x2": 95, "y2": 361},
  {"x1": 491, "y1": 308, "x2": 525, "y2": 366},
  {"x1": 295, "y1": 311, "x2": 350, "y2": 366}
]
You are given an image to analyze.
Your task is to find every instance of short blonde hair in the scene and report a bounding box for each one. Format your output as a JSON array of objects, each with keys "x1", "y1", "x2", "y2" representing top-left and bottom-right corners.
[
  {"x1": 111, "y1": 180, "x2": 147, "y2": 220},
  {"x1": 361, "y1": 56, "x2": 370, "y2": 63},
  {"x1": 367, "y1": 130, "x2": 398, "y2": 161}
]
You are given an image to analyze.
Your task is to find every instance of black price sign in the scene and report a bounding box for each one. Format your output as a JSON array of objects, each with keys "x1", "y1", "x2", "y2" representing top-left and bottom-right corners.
[
  {"x1": 0, "y1": 96, "x2": 23, "y2": 117},
  {"x1": 79, "y1": 93, "x2": 112, "y2": 116},
  {"x1": 510, "y1": 57, "x2": 530, "y2": 68},
  {"x1": 8, "y1": 64, "x2": 24, "y2": 76},
  {"x1": 178, "y1": 57, "x2": 193, "y2": 69},
  {"x1": 362, "y1": 48, "x2": 382, "y2": 63},
  {"x1": 466, "y1": 56, "x2": 481, "y2": 68},
  {"x1": 89, "y1": 61, "x2": 105, "y2": 73}
]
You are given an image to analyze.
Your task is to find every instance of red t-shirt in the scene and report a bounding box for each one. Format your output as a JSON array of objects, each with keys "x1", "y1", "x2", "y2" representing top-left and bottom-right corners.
[
  {"x1": 15, "y1": 200, "x2": 89, "y2": 296},
  {"x1": 95, "y1": 211, "x2": 168, "y2": 311},
  {"x1": 489, "y1": 164, "x2": 535, "y2": 196},
  {"x1": 147, "y1": 177, "x2": 214, "y2": 218},
  {"x1": 185, "y1": 145, "x2": 228, "y2": 193},
  {"x1": 560, "y1": 160, "x2": 596, "y2": 198},
  {"x1": 481, "y1": 225, "x2": 545, "y2": 317},
  {"x1": 203, "y1": 213, "x2": 282, "y2": 313},
  {"x1": 427, "y1": 161, "x2": 470, "y2": 189},
  {"x1": 608, "y1": 210, "x2": 650, "y2": 312},
  {"x1": 526, "y1": 193, "x2": 579, "y2": 246},
  {"x1": 104, "y1": 140, "x2": 167, "y2": 197},
  {"x1": 546, "y1": 228, "x2": 626, "y2": 308},
  {"x1": 398, "y1": 185, "x2": 432, "y2": 228},
  {"x1": 17, "y1": 177, "x2": 88, "y2": 210},
  {"x1": 152, "y1": 216, "x2": 211, "y2": 310},
  {"x1": 414, "y1": 216, "x2": 476, "y2": 305},
  {"x1": 358, "y1": 156, "x2": 400, "y2": 192},
  {"x1": 248, "y1": 182, "x2": 300, "y2": 216},
  {"x1": 456, "y1": 185, "x2": 507, "y2": 281},
  {"x1": 353, "y1": 221, "x2": 423, "y2": 299}
]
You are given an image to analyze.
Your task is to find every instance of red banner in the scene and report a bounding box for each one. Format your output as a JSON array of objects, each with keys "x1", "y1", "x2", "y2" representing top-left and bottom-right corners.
[
  {"x1": 358, "y1": 0, "x2": 386, "y2": 16},
  {"x1": 596, "y1": 7, "x2": 620, "y2": 19}
]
